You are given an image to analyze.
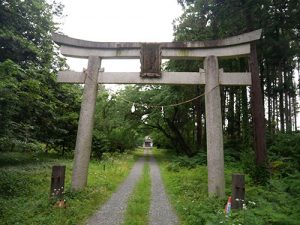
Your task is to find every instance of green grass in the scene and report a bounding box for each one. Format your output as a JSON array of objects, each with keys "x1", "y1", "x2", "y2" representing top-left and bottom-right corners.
[
  {"x1": 153, "y1": 149, "x2": 300, "y2": 225},
  {"x1": 0, "y1": 151, "x2": 136, "y2": 225},
  {"x1": 123, "y1": 154, "x2": 151, "y2": 225}
]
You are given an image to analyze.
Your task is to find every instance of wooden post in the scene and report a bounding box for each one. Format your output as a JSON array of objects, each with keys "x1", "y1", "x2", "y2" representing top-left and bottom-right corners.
[
  {"x1": 50, "y1": 165, "x2": 66, "y2": 198},
  {"x1": 232, "y1": 174, "x2": 245, "y2": 209},
  {"x1": 204, "y1": 56, "x2": 225, "y2": 197},
  {"x1": 71, "y1": 56, "x2": 101, "y2": 190}
]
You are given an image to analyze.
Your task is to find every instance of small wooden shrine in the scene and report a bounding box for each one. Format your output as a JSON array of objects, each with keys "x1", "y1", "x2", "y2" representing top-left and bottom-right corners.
[{"x1": 143, "y1": 136, "x2": 153, "y2": 148}]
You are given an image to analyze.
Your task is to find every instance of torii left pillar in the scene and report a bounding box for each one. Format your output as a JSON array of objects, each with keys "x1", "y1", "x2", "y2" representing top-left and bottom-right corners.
[
  {"x1": 204, "y1": 56, "x2": 225, "y2": 197},
  {"x1": 72, "y1": 56, "x2": 101, "y2": 190}
]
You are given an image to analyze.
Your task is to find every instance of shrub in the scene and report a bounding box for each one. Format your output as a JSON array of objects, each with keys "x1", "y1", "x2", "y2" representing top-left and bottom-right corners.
[
  {"x1": 268, "y1": 133, "x2": 300, "y2": 173},
  {"x1": 166, "y1": 151, "x2": 206, "y2": 171},
  {"x1": 0, "y1": 170, "x2": 30, "y2": 198}
]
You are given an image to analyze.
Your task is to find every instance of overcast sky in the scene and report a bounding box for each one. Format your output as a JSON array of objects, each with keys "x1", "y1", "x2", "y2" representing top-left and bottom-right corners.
[{"x1": 55, "y1": 0, "x2": 182, "y2": 73}]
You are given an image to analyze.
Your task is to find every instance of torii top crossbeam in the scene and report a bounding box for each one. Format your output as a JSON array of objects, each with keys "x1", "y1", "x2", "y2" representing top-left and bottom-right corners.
[
  {"x1": 53, "y1": 29, "x2": 261, "y2": 86},
  {"x1": 53, "y1": 29, "x2": 262, "y2": 59}
]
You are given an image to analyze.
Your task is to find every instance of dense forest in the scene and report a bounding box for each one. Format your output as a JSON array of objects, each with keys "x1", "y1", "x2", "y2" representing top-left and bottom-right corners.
[
  {"x1": 1, "y1": 0, "x2": 300, "y2": 177},
  {"x1": 0, "y1": 0, "x2": 82, "y2": 155}
]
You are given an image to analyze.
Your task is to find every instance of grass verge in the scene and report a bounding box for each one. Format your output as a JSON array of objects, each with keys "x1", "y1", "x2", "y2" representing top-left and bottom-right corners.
[
  {"x1": 123, "y1": 154, "x2": 151, "y2": 225},
  {"x1": 153, "y1": 149, "x2": 300, "y2": 225},
  {"x1": 0, "y1": 151, "x2": 136, "y2": 225}
]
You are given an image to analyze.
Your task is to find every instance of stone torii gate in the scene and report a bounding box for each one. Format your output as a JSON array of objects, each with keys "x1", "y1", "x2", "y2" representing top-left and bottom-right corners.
[{"x1": 53, "y1": 29, "x2": 263, "y2": 197}]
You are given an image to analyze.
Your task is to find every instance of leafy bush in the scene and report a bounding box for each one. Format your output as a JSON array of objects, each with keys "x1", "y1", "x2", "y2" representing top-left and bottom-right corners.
[
  {"x1": 0, "y1": 137, "x2": 44, "y2": 153},
  {"x1": 240, "y1": 147, "x2": 270, "y2": 184},
  {"x1": 92, "y1": 131, "x2": 110, "y2": 159},
  {"x1": 156, "y1": 149, "x2": 300, "y2": 225},
  {"x1": 166, "y1": 151, "x2": 206, "y2": 171},
  {"x1": 274, "y1": 173, "x2": 300, "y2": 196},
  {"x1": 268, "y1": 133, "x2": 300, "y2": 173},
  {"x1": 0, "y1": 170, "x2": 31, "y2": 198},
  {"x1": 0, "y1": 151, "x2": 37, "y2": 167}
]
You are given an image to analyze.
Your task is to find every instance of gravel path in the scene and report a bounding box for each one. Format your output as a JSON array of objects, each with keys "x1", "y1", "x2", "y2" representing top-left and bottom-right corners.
[
  {"x1": 149, "y1": 153, "x2": 178, "y2": 225},
  {"x1": 87, "y1": 156, "x2": 145, "y2": 225}
]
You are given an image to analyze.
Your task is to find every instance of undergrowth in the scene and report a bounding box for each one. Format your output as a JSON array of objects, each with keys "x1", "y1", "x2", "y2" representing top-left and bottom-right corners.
[
  {"x1": 154, "y1": 149, "x2": 300, "y2": 225},
  {"x1": 0, "y1": 151, "x2": 135, "y2": 225}
]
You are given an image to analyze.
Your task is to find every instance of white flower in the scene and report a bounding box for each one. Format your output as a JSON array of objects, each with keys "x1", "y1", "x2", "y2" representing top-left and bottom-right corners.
[
  {"x1": 248, "y1": 201, "x2": 256, "y2": 205},
  {"x1": 217, "y1": 210, "x2": 223, "y2": 214}
]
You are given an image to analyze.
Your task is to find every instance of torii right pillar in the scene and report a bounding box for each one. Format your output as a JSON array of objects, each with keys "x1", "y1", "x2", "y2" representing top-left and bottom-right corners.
[{"x1": 204, "y1": 55, "x2": 225, "y2": 197}]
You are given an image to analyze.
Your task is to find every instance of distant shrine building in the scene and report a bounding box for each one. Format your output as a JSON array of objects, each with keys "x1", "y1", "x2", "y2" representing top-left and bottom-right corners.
[{"x1": 143, "y1": 136, "x2": 153, "y2": 148}]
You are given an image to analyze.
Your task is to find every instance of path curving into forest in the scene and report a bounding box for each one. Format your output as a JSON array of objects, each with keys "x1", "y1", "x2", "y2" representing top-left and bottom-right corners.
[{"x1": 87, "y1": 150, "x2": 178, "y2": 225}]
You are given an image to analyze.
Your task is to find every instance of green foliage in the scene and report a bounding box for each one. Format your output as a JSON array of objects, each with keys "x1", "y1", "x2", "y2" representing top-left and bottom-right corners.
[
  {"x1": 239, "y1": 132, "x2": 300, "y2": 183},
  {"x1": 92, "y1": 88, "x2": 140, "y2": 157},
  {"x1": 166, "y1": 152, "x2": 207, "y2": 172},
  {"x1": 241, "y1": 148, "x2": 270, "y2": 185},
  {"x1": 0, "y1": 59, "x2": 82, "y2": 154},
  {"x1": 109, "y1": 85, "x2": 203, "y2": 156},
  {"x1": 172, "y1": 0, "x2": 300, "y2": 159},
  {"x1": 268, "y1": 132, "x2": 300, "y2": 174},
  {"x1": 92, "y1": 130, "x2": 110, "y2": 158},
  {"x1": 0, "y1": 151, "x2": 135, "y2": 225},
  {"x1": 0, "y1": 0, "x2": 82, "y2": 154},
  {"x1": 165, "y1": 147, "x2": 246, "y2": 173},
  {"x1": 0, "y1": 170, "x2": 31, "y2": 198},
  {"x1": 0, "y1": 0, "x2": 63, "y2": 67},
  {"x1": 155, "y1": 149, "x2": 300, "y2": 225}
]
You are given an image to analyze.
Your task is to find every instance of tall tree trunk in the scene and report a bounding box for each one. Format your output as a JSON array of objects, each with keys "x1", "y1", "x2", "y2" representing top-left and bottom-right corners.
[
  {"x1": 249, "y1": 43, "x2": 268, "y2": 166},
  {"x1": 284, "y1": 70, "x2": 292, "y2": 133},
  {"x1": 293, "y1": 95, "x2": 298, "y2": 131},
  {"x1": 228, "y1": 88, "x2": 235, "y2": 138},
  {"x1": 278, "y1": 64, "x2": 285, "y2": 132},
  {"x1": 266, "y1": 61, "x2": 273, "y2": 133},
  {"x1": 195, "y1": 86, "x2": 203, "y2": 149},
  {"x1": 298, "y1": 58, "x2": 300, "y2": 97},
  {"x1": 240, "y1": 0, "x2": 267, "y2": 166},
  {"x1": 284, "y1": 93, "x2": 290, "y2": 132},
  {"x1": 287, "y1": 93, "x2": 292, "y2": 133},
  {"x1": 241, "y1": 87, "x2": 250, "y2": 146},
  {"x1": 236, "y1": 88, "x2": 241, "y2": 138},
  {"x1": 260, "y1": 60, "x2": 265, "y2": 111},
  {"x1": 273, "y1": 76, "x2": 279, "y2": 131},
  {"x1": 221, "y1": 87, "x2": 226, "y2": 128}
]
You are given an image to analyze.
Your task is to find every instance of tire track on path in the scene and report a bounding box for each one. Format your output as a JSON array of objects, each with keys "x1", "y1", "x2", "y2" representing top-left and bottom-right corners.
[
  {"x1": 149, "y1": 152, "x2": 178, "y2": 225},
  {"x1": 87, "y1": 156, "x2": 145, "y2": 225}
]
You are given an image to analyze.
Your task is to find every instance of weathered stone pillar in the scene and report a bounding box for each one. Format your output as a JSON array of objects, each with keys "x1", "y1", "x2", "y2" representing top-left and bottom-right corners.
[
  {"x1": 204, "y1": 56, "x2": 225, "y2": 197},
  {"x1": 72, "y1": 56, "x2": 101, "y2": 190}
]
